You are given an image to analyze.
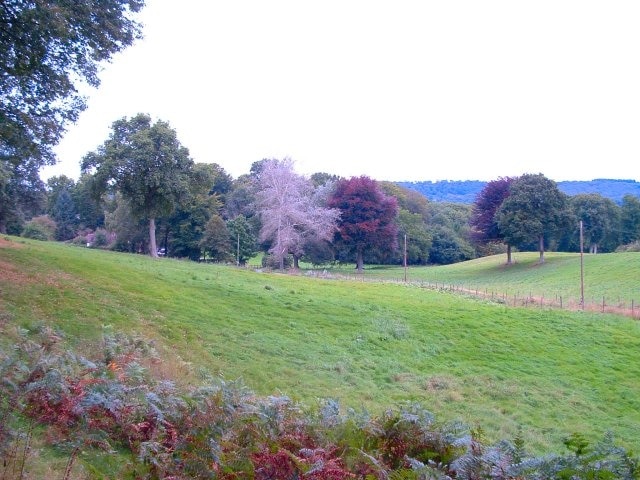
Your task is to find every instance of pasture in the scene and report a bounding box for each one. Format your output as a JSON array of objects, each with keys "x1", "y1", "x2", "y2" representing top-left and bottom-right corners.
[{"x1": 1, "y1": 236, "x2": 639, "y2": 455}]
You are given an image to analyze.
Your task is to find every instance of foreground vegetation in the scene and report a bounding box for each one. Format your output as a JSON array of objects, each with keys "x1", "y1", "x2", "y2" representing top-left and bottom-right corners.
[{"x1": 2, "y1": 237, "x2": 640, "y2": 477}]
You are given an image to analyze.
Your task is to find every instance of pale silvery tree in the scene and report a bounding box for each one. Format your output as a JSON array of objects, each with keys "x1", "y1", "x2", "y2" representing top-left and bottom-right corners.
[{"x1": 255, "y1": 159, "x2": 340, "y2": 269}]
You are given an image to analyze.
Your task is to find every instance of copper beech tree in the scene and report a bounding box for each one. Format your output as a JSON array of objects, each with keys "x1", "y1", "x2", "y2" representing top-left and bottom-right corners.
[{"x1": 329, "y1": 176, "x2": 398, "y2": 273}]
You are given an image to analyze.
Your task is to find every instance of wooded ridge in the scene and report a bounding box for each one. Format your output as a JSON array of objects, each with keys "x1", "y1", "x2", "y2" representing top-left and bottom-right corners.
[{"x1": 399, "y1": 178, "x2": 640, "y2": 204}]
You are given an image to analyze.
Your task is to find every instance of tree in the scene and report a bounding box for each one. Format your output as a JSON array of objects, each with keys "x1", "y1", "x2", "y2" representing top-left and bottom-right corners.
[
  {"x1": 620, "y1": 194, "x2": 640, "y2": 245},
  {"x1": 380, "y1": 182, "x2": 432, "y2": 265},
  {"x1": 570, "y1": 194, "x2": 620, "y2": 253},
  {"x1": 396, "y1": 209, "x2": 432, "y2": 265},
  {"x1": 199, "y1": 215, "x2": 232, "y2": 262},
  {"x1": 104, "y1": 193, "x2": 147, "y2": 253},
  {"x1": 428, "y1": 226, "x2": 475, "y2": 265},
  {"x1": 227, "y1": 215, "x2": 259, "y2": 265},
  {"x1": 160, "y1": 163, "x2": 225, "y2": 260},
  {"x1": 51, "y1": 188, "x2": 78, "y2": 240},
  {"x1": 0, "y1": 157, "x2": 46, "y2": 234},
  {"x1": 496, "y1": 173, "x2": 570, "y2": 263},
  {"x1": 469, "y1": 177, "x2": 515, "y2": 263},
  {"x1": 255, "y1": 158, "x2": 339, "y2": 269},
  {"x1": 1, "y1": 0, "x2": 144, "y2": 168},
  {"x1": 72, "y1": 173, "x2": 105, "y2": 231},
  {"x1": 329, "y1": 176, "x2": 398, "y2": 272},
  {"x1": 81, "y1": 114, "x2": 193, "y2": 257}
]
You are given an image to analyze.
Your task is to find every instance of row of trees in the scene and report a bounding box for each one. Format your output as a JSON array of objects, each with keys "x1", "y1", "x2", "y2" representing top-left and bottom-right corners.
[
  {"x1": 3, "y1": 1, "x2": 640, "y2": 269},
  {"x1": 5, "y1": 116, "x2": 640, "y2": 269},
  {"x1": 470, "y1": 175, "x2": 640, "y2": 264}
]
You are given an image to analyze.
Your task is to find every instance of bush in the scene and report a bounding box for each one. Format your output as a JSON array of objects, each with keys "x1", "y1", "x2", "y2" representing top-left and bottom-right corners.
[
  {"x1": 616, "y1": 241, "x2": 640, "y2": 252},
  {"x1": 21, "y1": 216, "x2": 56, "y2": 241},
  {"x1": 262, "y1": 253, "x2": 292, "y2": 270}
]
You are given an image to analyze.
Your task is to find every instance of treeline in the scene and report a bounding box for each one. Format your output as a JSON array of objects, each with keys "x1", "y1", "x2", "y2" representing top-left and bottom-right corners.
[
  {"x1": 400, "y1": 179, "x2": 640, "y2": 204},
  {"x1": 3, "y1": 116, "x2": 640, "y2": 268}
]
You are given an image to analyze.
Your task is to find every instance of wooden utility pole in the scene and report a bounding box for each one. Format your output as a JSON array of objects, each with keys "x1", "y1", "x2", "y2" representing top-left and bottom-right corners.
[{"x1": 580, "y1": 220, "x2": 584, "y2": 309}]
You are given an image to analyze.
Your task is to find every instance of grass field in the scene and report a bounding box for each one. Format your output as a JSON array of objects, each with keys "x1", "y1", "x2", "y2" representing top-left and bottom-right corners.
[
  {"x1": 1, "y1": 236, "x2": 640, "y2": 456},
  {"x1": 314, "y1": 252, "x2": 640, "y2": 312}
]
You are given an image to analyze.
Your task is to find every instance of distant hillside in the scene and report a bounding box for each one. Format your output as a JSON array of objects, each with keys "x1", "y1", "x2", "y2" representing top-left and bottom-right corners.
[{"x1": 398, "y1": 179, "x2": 640, "y2": 204}]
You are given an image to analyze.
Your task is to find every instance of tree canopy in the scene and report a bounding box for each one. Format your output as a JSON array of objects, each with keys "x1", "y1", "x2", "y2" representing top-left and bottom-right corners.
[
  {"x1": 255, "y1": 158, "x2": 339, "y2": 269},
  {"x1": 470, "y1": 177, "x2": 514, "y2": 262},
  {"x1": 1, "y1": 0, "x2": 145, "y2": 166},
  {"x1": 497, "y1": 173, "x2": 570, "y2": 263},
  {"x1": 329, "y1": 176, "x2": 398, "y2": 272},
  {"x1": 81, "y1": 113, "x2": 193, "y2": 257}
]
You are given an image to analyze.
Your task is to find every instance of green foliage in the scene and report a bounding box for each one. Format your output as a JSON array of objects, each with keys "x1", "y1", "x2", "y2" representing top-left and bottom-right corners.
[
  {"x1": 227, "y1": 214, "x2": 259, "y2": 265},
  {"x1": 620, "y1": 195, "x2": 640, "y2": 244},
  {"x1": 21, "y1": 215, "x2": 56, "y2": 241},
  {"x1": 81, "y1": 113, "x2": 194, "y2": 257},
  {"x1": 3, "y1": 328, "x2": 637, "y2": 478},
  {"x1": 497, "y1": 173, "x2": 571, "y2": 261},
  {"x1": 0, "y1": 0, "x2": 144, "y2": 166},
  {"x1": 2, "y1": 239, "x2": 640, "y2": 458},
  {"x1": 200, "y1": 214, "x2": 232, "y2": 261}
]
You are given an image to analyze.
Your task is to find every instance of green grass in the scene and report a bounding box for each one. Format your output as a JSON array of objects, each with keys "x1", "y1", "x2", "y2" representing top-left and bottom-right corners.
[
  {"x1": 315, "y1": 252, "x2": 640, "y2": 308},
  {"x1": 2, "y1": 237, "x2": 640, "y2": 455}
]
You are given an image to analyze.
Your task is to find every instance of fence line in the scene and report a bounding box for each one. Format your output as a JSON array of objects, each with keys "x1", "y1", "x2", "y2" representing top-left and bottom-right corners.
[{"x1": 297, "y1": 269, "x2": 638, "y2": 319}]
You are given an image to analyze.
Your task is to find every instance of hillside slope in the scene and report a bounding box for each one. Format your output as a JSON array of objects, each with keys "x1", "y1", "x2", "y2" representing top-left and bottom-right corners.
[{"x1": 1, "y1": 236, "x2": 639, "y2": 455}]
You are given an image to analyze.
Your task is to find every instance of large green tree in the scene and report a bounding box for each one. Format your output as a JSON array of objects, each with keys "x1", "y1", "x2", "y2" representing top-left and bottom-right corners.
[
  {"x1": 570, "y1": 193, "x2": 620, "y2": 253},
  {"x1": 81, "y1": 114, "x2": 193, "y2": 257},
  {"x1": 620, "y1": 194, "x2": 640, "y2": 245},
  {"x1": 497, "y1": 173, "x2": 570, "y2": 263},
  {"x1": 0, "y1": 157, "x2": 46, "y2": 233},
  {"x1": 1, "y1": 0, "x2": 144, "y2": 166},
  {"x1": 160, "y1": 163, "x2": 225, "y2": 260}
]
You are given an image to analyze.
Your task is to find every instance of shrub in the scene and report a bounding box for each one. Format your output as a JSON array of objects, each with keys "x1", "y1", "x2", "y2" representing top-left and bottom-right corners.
[
  {"x1": 262, "y1": 253, "x2": 292, "y2": 270},
  {"x1": 21, "y1": 216, "x2": 56, "y2": 241},
  {"x1": 616, "y1": 241, "x2": 640, "y2": 252}
]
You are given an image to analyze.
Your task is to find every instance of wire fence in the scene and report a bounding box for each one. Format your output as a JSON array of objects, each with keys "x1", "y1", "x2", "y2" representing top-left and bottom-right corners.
[{"x1": 294, "y1": 268, "x2": 640, "y2": 320}]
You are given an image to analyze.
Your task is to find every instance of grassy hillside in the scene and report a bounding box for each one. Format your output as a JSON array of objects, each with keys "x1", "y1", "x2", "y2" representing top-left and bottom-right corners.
[
  {"x1": 323, "y1": 252, "x2": 640, "y2": 311},
  {"x1": 1, "y1": 236, "x2": 640, "y2": 456}
]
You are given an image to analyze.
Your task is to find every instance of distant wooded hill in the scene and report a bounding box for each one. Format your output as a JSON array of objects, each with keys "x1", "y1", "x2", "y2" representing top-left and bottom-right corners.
[{"x1": 397, "y1": 179, "x2": 640, "y2": 204}]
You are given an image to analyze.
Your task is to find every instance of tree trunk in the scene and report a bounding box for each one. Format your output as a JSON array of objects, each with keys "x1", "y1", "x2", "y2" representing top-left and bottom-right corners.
[
  {"x1": 506, "y1": 244, "x2": 512, "y2": 264},
  {"x1": 293, "y1": 254, "x2": 300, "y2": 269},
  {"x1": 149, "y1": 217, "x2": 158, "y2": 258},
  {"x1": 590, "y1": 243, "x2": 598, "y2": 254},
  {"x1": 356, "y1": 249, "x2": 364, "y2": 273},
  {"x1": 538, "y1": 234, "x2": 545, "y2": 263}
]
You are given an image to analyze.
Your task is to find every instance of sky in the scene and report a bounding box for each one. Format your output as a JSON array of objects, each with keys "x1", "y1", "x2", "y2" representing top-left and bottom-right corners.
[{"x1": 43, "y1": 1, "x2": 640, "y2": 183}]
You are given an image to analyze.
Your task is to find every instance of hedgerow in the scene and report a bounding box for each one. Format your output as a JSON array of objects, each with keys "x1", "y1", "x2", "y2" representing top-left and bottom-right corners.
[{"x1": 1, "y1": 326, "x2": 638, "y2": 479}]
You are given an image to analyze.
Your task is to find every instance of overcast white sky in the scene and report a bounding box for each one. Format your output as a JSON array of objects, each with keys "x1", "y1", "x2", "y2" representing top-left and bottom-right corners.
[{"x1": 43, "y1": 1, "x2": 640, "y2": 183}]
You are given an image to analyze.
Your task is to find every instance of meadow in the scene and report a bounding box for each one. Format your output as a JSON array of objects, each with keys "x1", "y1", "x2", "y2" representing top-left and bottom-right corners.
[{"x1": 1, "y1": 236, "x2": 639, "y2": 457}]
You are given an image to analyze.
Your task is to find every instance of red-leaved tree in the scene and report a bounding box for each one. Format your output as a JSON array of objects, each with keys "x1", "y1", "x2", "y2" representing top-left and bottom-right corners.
[
  {"x1": 469, "y1": 176, "x2": 515, "y2": 263},
  {"x1": 329, "y1": 176, "x2": 398, "y2": 272}
]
